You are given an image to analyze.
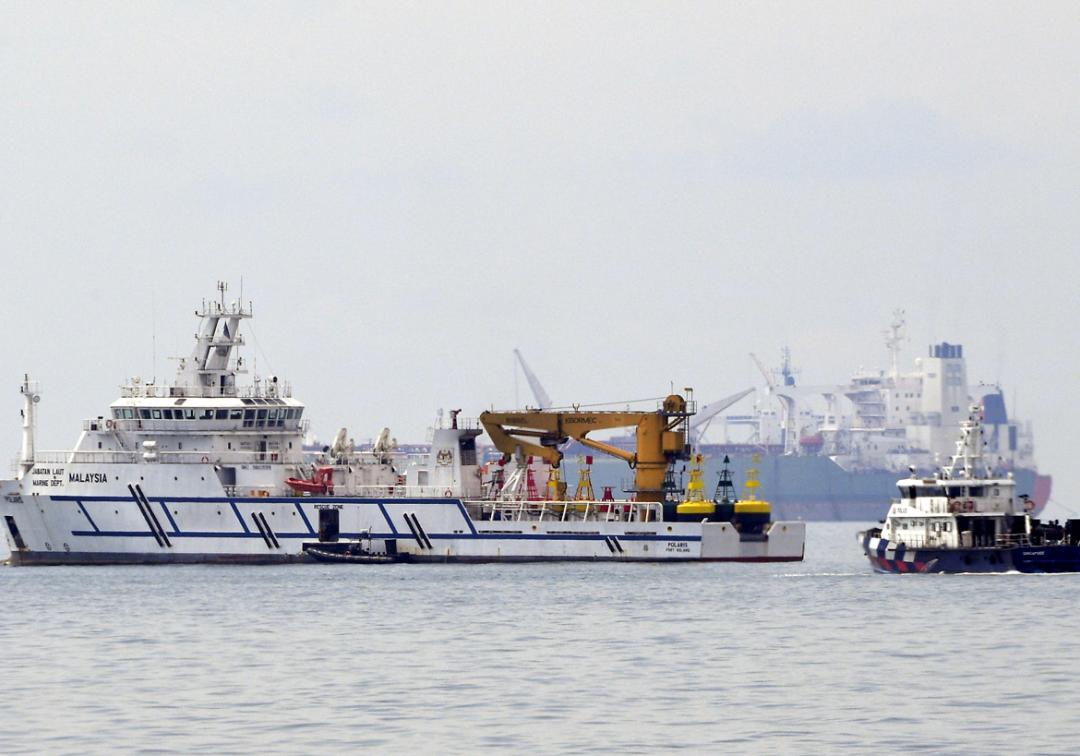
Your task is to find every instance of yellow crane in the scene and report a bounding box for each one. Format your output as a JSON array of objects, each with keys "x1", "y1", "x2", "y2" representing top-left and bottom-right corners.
[{"x1": 479, "y1": 394, "x2": 693, "y2": 503}]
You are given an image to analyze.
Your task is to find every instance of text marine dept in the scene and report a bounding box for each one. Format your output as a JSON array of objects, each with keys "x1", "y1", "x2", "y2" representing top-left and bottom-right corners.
[{"x1": 0, "y1": 285, "x2": 805, "y2": 565}]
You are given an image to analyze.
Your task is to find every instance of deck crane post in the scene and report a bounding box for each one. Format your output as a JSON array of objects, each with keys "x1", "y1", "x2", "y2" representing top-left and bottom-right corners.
[{"x1": 480, "y1": 393, "x2": 695, "y2": 504}]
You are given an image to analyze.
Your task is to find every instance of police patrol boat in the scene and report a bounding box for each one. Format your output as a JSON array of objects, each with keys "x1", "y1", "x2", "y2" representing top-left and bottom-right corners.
[
  {"x1": 0, "y1": 284, "x2": 806, "y2": 565},
  {"x1": 860, "y1": 405, "x2": 1080, "y2": 574}
]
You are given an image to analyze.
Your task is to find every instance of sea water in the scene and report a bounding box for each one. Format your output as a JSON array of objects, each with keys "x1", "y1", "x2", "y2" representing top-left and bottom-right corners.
[{"x1": 2, "y1": 523, "x2": 1079, "y2": 753}]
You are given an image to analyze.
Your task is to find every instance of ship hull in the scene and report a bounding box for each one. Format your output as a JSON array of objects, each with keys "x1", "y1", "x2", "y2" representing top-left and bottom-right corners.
[
  {"x1": 861, "y1": 533, "x2": 1080, "y2": 574},
  {"x1": 1, "y1": 490, "x2": 805, "y2": 566}
]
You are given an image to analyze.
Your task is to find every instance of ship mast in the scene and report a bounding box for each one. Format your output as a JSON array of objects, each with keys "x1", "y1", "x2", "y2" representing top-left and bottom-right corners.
[
  {"x1": 176, "y1": 280, "x2": 251, "y2": 398},
  {"x1": 941, "y1": 404, "x2": 986, "y2": 480},
  {"x1": 18, "y1": 374, "x2": 39, "y2": 478},
  {"x1": 885, "y1": 309, "x2": 906, "y2": 379}
]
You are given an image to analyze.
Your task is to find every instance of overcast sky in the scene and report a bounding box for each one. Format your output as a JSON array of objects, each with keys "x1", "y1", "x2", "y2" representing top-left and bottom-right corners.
[{"x1": 2, "y1": 2, "x2": 1078, "y2": 511}]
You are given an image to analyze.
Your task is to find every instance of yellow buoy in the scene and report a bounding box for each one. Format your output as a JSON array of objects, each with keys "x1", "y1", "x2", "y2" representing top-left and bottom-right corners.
[{"x1": 677, "y1": 500, "x2": 716, "y2": 516}]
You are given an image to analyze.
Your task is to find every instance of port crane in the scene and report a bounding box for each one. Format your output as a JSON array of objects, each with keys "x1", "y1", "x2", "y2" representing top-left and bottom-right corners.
[{"x1": 480, "y1": 394, "x2": 694, "y2": 503}]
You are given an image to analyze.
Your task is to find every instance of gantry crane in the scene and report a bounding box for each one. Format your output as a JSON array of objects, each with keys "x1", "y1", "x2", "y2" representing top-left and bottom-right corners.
[{"x1": 479, "y1": 394, "x2": 694, "y2": 503}]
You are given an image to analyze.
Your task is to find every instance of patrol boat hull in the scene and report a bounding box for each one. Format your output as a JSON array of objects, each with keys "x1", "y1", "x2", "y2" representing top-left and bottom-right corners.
[{"x1": 861, "y1": 531, "x2": 1080, "y2": 574}]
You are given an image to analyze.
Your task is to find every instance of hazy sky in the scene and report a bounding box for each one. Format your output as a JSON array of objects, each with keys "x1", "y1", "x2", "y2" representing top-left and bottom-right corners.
[{"x1": 3, "y1": 3, "x2": 1079, "y2": 511}]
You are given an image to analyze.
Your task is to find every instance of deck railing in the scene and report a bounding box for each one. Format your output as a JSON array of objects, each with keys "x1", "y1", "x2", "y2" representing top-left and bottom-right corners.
[{"x1": 465, "y1": 499, "x2": 661, "y2": 523}]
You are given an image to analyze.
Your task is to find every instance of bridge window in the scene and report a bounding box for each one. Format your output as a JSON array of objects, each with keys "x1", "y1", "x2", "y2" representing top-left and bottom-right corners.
[
  {"x1": 200, "y1": 409, "x2": 214, "y2": 420},
  {"x1": 139, "y1": 409, "x2": 151, "y2": 419},
  {"x1": 162, "y1": 409, "x2": 173, "y2": 419},
  {"x1": 215, "y1": 409, "x2": 228, "y2": 420},
  {"x1": 152, "y1": 409, "x2": 162, "y2": 419},
  {"x1": 230, "y1": 409, "x2": 243, "y2": 420},
  {"x1": 123, "y1": 409, "x2": 134, "y2": 419}
]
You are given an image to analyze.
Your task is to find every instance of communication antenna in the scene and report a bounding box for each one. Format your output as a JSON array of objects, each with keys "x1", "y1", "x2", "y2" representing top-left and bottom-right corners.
[
  {"x1": 885, "y1": 308, "x2": 906, "y2": 378},
  {"x1": 151, "y1": 290, "x2": 157, "y2": 384}
]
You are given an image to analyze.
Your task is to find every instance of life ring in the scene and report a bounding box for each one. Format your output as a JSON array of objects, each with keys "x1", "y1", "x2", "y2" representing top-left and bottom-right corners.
[
  {"x1": 105, "y1": 419, "x2": 114, "y2": 430},
  {"x1": 965, "y1": 500, "x2": 975, "y2": 512},
  {"x1": 949, "y1": 500, "x2": 961, "y2": 514},
  {"x1": 443, "y1": 489, "x2": 453, "y2": 497},
  {"x1": 201, "y1": 456, "x2": 209, "y2": 464},
  {"x1": 1024, "y1": 499, "x2": 1035, "y2": 512}
]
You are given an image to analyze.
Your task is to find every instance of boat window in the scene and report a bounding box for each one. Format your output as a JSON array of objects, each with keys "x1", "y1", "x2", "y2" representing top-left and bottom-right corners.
[
  {"x1": 230, "y1": 409, "x2": 243, "y2": 420},
  {"x1": 184, "y1": 409, "x2": 196, "y2": 420},
  {"x1": 162, "y1": 409, "x2": 173, "y2": 419},
  {"x1": 139, "y1": 409, "x2": 151, "y2": 419},
  {"x1": 968, "y1": 486, "x2": 985, "y2": 497},
  {"x1": 112, "y1": 409, "x2": 122, "y2": 419},
  {"x1": 152, "y1": 409, "x2": 162, "y2": 419},
  {"x1": 917, "y1": 486, "x2": 945, "y2": 498},
  {"x1": 215, "y1": 409, "x2": 228, "y2": 420},
  {"x1": 295, "y1": 408, "x2": 303, "y2": 419},
  {"x1": 123, "y1": 408, "x2": 134, "y2": 419},
  {"x1": 257, "y1": 409, "x2": 267, "y2": 420},
  {"x1": 268, "y1": 409, "x2": 278, "y2": 420},
  {"x1": 901, "y1": 520, "x2": 909, "y2": 529},
  {"x1": 200, "y1": 409, "x2": 214, "y2": 420}
]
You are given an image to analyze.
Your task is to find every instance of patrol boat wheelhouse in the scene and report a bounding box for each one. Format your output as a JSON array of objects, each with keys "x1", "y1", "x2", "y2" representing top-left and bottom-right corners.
[
  {"x1": 1, "y1": 285, "x2": 805, "y2": 565},
  {"x1": 861, "y1": 405, "x2": 1080, "y2": 573}
]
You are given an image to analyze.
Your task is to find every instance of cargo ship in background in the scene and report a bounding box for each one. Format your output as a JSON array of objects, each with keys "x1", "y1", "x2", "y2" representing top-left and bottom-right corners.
[{"x1": 485, "y1": 313, "x2": 1050, "y2": 522}]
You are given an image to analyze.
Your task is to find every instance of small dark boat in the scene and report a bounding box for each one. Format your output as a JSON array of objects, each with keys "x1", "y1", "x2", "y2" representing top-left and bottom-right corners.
[{"x1": 302, "y1": 541, "x2": 405, "y2": 564}]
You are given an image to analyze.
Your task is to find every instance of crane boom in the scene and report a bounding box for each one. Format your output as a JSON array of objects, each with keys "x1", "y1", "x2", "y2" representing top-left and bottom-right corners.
[
  {"x1": 750, "y1": 352, "x2": 776, "y2": 390},
  {"x1": 688, "y1": 387, "x2": 755, "y2": 445},
  {"x1": 513, "y1": 349, "x2": 552, "y2": 410},
  {"x1": 480, "y1": 394, "x2": 693, "y2": 503}
]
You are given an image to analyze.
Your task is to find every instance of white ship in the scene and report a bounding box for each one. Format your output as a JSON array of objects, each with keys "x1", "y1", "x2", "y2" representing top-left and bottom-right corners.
[{"x1": 0, "y1": 285, "x2": 805, "y2": 565}]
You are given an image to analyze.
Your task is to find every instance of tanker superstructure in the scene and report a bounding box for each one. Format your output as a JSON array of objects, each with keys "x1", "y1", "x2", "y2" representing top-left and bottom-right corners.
[{"x1": 0, "y1": 284, "x2": 804, "y2": 565}]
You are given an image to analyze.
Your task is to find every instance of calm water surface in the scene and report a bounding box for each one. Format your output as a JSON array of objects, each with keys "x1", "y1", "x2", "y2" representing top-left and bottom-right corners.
[{"x1": 2, "y1": 523, "x2": 1079, "y2": 753}]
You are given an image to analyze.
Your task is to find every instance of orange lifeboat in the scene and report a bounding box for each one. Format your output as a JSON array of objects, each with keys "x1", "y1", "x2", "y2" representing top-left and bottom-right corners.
[{"x1": 286, "y1": 466, "x2": 335, "y2": 495}]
